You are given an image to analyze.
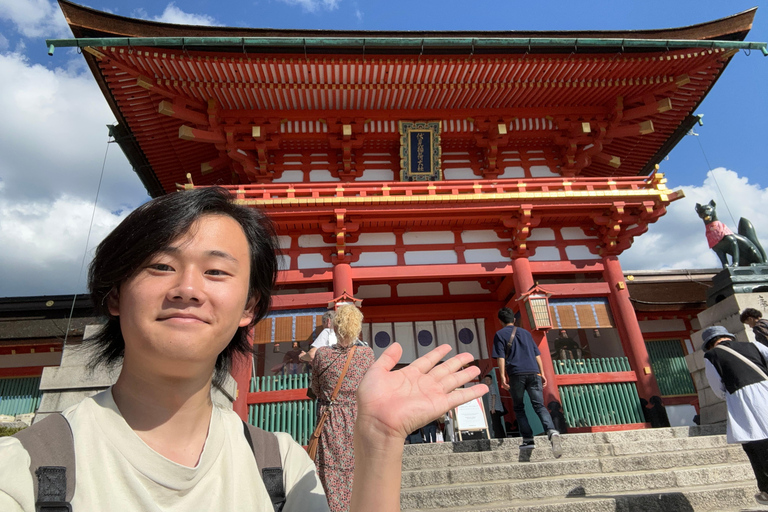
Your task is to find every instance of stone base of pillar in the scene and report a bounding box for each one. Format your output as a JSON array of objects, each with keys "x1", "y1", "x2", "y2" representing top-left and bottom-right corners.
[{"x1": 686, "y1": 292, "x2": 768, "y2": 426}]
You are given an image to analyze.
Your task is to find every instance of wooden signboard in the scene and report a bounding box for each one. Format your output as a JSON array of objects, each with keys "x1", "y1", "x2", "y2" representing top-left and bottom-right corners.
[{"x1": 454, "y1": 396, "x2": 489, "y2": 441}]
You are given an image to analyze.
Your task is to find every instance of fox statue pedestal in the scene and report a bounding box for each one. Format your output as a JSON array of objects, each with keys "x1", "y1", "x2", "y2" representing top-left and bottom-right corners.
[{"x1": 687, "y1": 290, "x2": 768, "y2": 425}]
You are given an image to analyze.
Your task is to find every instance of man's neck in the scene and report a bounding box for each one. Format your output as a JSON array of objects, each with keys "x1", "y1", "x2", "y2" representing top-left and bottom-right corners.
[{"x1": 112, "y1": 364, "x2": 214, "y2": 467}]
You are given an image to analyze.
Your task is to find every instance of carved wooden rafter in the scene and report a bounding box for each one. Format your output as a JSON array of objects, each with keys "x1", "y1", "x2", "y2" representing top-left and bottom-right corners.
[
  {"x1": 327, "y1": 119, "x2": 366, "y2": 181},
  {"x1": 473, "y1": 117, "x2": 511, "y2": 179},
  {"x1": 498, "y1": 207, "x2": 541, "y2": 258},
  {"x1": 321, "y1": 209, "x2": 361, "y2": 263}
]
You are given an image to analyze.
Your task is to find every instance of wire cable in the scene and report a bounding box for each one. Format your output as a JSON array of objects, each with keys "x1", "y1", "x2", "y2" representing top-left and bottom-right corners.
[
  {"x1": 695, "y1": 134, "x2": 737, "y2": 226},
  {"x1": 62, "y1": 135, "x2": 113, "y2": 346}
]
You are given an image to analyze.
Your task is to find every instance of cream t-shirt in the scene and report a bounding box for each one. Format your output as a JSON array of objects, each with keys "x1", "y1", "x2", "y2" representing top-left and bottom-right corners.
[{"x1": 0, "y1": 389, "x2": 329, "y2": 512}]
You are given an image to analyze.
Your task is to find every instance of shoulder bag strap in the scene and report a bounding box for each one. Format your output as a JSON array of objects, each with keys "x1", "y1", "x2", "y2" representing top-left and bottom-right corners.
[
  {"x1": 714, "y1": 344, "x2": 768, "y2": 380},
  {"x1": 13, "y1": 413, "x2": 75, "y2": 511},
  {"x1": 504, "y1": 326, "x2": 518, "y2": 361},
  {"x1": 242, "y1": 422, "x2": 285, "y2": 512},
  {"x1": 309, "y1": 346, "x2": 357, "y2": 446}
]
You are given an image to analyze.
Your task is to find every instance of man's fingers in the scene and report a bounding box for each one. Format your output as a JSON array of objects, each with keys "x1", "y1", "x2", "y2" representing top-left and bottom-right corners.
[
  {"x1": 407, "y1": 344, "x2": 453, "y2": 374},
  {"x1": 445, "y1": 384, "x2": 489, "y2": 411},
  {"x1": 428, "y1": 350, "x2": 475, "y2": 380},
  {"x1": 370, "y1": 342, "x2": 403, "y2": 373},
  {"x1": 439, "y1": 364, "x2": 482, "y2": 394}
]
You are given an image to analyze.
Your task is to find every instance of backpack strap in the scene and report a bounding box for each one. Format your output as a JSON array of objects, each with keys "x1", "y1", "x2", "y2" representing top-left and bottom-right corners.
[
  {"x1": 13, "y1": 413, "x2": 75, "y2": 512},
  {"x1": 242, "y1": 421, "x2": 285, "y2": 512}
]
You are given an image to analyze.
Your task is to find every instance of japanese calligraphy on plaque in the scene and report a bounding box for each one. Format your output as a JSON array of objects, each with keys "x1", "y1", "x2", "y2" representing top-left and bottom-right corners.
[{"x1": 398, "y1": 121, "x2": 442, "y2": 181}]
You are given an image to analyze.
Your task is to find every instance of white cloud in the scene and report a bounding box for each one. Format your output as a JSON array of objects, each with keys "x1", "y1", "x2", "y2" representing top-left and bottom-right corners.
[
  {"x1": 277, "y1": 0, "x2": 340, "y2": 13},
  {"x1": 0, "y1": 51, "x2": 148, "y2": 296},
  {"x1": 153, "y1": 3, "x2": 220, "y2": 26},
  {"x1": 133, "y1": 3, "x2": 220, "y2": 26},
  {"x1": 0, "y1": 193, "x2": 131, "y2": 296},
  {"x1": 620, "y1": 168, "x2": 768, "y2": 271},
  {"x1": 355, "y1": 8, "x2": 363, "y2": 21},
  {"x1": 0, "y1": 0, "x2": 70, "y2": 39},
  {"x1": 0, "y1": 32, "x2": 9, "y2": 51}
]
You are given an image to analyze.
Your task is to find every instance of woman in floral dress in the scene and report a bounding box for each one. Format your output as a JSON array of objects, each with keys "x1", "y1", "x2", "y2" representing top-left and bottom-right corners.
[{"x1": 311, "y1": 305, "x2": 374, "y2": 512}]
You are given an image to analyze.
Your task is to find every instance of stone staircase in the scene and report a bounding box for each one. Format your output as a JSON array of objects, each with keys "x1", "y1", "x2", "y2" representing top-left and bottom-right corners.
[{"x1": 400, "y1": 426, "x2": 764, "y2": 512}]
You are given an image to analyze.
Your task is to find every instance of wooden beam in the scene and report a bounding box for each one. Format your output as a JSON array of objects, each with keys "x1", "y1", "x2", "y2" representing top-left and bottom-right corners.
[
  {"x1": 555, "y1": 371, "x2": 637, "y2": 385},
  {"x1": 623, "y1": 98, "x2": 673, "y2": 121},
  {"x1": 158, "y1": 100, "x2": 208, "y2": 125},
  {"x1": 247, "y1": 389, "x2": 309, "y2": 405},
  {"x1": 178, "y1": 125, "x2": 225, "y2": 143}
]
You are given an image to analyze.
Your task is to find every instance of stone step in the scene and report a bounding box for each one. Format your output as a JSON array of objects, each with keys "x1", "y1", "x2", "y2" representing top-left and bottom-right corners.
[
  {"x1": 402, "y1": 435, "x2": 740, "y2": 471},
  {"x1": 399, "y1": 463, "x2": 754, "y2": 509},
  {"x1": 401, "y1": 480, "x2": 761, "y2": 512},
  {"x1": 402, "y1": 446, "x2": 749, "y2": 488}
]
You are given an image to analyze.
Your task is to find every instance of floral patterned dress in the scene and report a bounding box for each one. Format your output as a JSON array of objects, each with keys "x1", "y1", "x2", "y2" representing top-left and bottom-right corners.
[{"x1": 311, "y1": 343, "x2": 374, "y2": 512}]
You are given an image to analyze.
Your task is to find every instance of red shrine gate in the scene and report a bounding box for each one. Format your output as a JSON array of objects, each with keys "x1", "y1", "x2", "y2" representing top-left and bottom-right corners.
[{"x1": 51, "y1": 1, "x2": 763, "y2": 432}]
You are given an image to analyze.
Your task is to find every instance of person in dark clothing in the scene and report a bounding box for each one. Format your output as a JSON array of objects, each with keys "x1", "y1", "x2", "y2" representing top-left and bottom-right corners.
[
  {"x1": 421, "y1": 420, "x2": 438, "y2": 443},
  {"x1": 492, "y1": 308, "x2": 562, "y2": 458},
  {"x1": 702, "y1": 325, "x2": 768, "y2": 506},
  {"x1": 740, "y1": 308, "x2": 768, "y2": 348}
]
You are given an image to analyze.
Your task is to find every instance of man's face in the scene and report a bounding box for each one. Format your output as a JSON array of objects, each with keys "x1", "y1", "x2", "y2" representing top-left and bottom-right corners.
[
  {"x1": 559, "y1": 330, "x2": 567, "y2": 337},
  {"x1": 109, "y1": 214, "x2": 255, "y2": 378},
  {"x1": 745, "y1": 317, "x2": 758, "y2": 328}
]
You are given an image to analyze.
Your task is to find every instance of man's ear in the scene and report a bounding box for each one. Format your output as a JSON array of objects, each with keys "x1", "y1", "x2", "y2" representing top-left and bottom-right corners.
[
  {"x1": 239, "y1": 297, "x2": 257, "y2": 327},
  {"x1": 106, "y1": 290, "x2": 120, "y2": 317}
]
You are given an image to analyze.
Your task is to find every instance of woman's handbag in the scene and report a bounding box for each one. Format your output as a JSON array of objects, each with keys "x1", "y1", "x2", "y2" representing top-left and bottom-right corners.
[{"x1": 307, "y1": 346, "x2": 357, "y2": 461}]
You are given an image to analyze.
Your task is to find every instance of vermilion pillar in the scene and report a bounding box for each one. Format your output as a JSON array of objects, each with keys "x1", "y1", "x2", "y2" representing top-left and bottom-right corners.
[
  {"x1": 509, "y1": 257, "x2": 561, "y2": 405},
  {"x1": 602, "y1": 254, "x2": 662, "y2": 401},
  {"x1": 231, "y1": 349, "x2": 253, "y2": 421},
  {"x1": 333, "y1": 262, "x2": 353, "y2": 297}
]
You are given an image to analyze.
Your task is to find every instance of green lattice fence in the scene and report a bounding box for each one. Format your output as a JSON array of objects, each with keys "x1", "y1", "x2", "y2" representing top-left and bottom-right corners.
[
  {"x1": 0, "y1": 377, "x2": 42, "y2": 416},
  {"x1": 248, "y1": 373, "x2": 316, "y2": 445},
  {"x1": 645, "y1": 339, "x2": 696, "y2": 396}
]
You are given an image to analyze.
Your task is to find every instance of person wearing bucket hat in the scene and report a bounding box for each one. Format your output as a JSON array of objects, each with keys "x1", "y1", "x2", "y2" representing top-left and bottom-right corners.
[{"x1": 702, "y1": 324, "x2": 768, "y2": 506}]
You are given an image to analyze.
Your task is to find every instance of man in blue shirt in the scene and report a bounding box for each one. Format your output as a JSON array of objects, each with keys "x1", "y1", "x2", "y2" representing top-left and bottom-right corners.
[{"x1": 492, "y1": 307, "x2": 562, "y2": 457}]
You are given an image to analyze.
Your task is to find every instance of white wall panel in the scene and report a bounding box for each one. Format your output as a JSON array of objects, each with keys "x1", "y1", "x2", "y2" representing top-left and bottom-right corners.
[
  {"x1": 397, "y1": 282, "x2": 443, "y2": 297},
  {"x1": 358, "y1": 169, "x2": 394, "y2": 181},
  {"x1": 448, "y1": 281, "x2": 490, "y2": 295},
  {"x1": 277, "y1": 236, "x2": 292, "y2": 249},
  {"x1": 273, "y1": 170, "x2": 304, "y2": 182},
  {"x1": 443, "y1": 168, "x2": 477, "y2": 180},
  {"x1": 404, "y1": 250, "x2": 457, "y2": 265},
  {"x1": 308, "y1": 170, "x2": 341, "y2": 182},
  {"x1": 498, "y1": 166, "x2": 525, "y2": 178},
  {"x1": 529, "y1": 246, "x2": 561, "y2": 261},
  {"x1": 529, "y1": 165, "x2": 558, "y2": 177},
  {"x1": 461, "y1": 230, "x2": 503, "y2": 243},
  {"x1": 435, "y1": 320, "x2": 458, "y2": 358},
  {"x1": 351, "y1": 252, "x2": 398, "y2": 267},
  {"x1": 464, "y1": 249, "x2": 507, "y2": 264},
  {"x1": 402, "y1": 231, "x2": 454, "y2": 245},
  {"x1": 298, "y1": 234, "x2": 331, "y2": 248},
  {"x1": 564, "y1": 245, "x2": 597, "y2": 260},
  {"x1": 355, "y1": 284, "x2": 392, "y2": 299},
  {"x1": 528, "y1": 228, "x2": 555, "y2": 241},
  {"x1": 347, "y1": 233, "x2": 396, "y2": 246},
  {"x1": 561, "y1": 227, "x2": 592, "y2": 240},
  {"x1": 296, "y1": 253, "x2": 333, "y2": 269}
]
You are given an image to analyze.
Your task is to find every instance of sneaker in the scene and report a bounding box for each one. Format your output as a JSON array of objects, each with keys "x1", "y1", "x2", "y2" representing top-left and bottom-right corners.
[
  {"x1": 519, "y1": 439, "x2": 535, "y2": 450},
  {"x1": 548, "y1": 430, "x2": 563, "y2": 459},
  {"x1": 756, "y1": 492, "x2": 768, "y2": 505}
]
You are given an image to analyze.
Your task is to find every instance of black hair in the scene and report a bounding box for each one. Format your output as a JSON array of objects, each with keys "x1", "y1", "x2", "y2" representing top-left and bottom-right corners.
[
  {"x1": 87, "y1": 187, "x2": 279, "y2": 386},
  {"x1": 740, "y1": 308, "x2": 763, "y2": 323},
  {"x1": 498, "y1": 307, "x2": 516, "y2": 325}
]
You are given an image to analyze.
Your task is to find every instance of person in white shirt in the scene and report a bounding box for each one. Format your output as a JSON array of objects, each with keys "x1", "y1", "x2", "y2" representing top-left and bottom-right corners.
[
  {"x1": 0, "y1": 187, "x2": 487, "y2": 512},
  {"x1": 301, "y1": 311, "x2": 336, "y2": 363}
]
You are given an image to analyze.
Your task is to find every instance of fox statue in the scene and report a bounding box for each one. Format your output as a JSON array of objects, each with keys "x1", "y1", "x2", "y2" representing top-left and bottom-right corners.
[{"x1": 695, "y1": 200, "x2": 767, "y2": 268}]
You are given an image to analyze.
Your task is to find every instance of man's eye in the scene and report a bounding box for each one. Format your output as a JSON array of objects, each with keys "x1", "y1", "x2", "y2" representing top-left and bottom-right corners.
[
  {"x1": 148, "y1": 263, "x2": 173, "y2": 272},
  {"x1": 206, "y1": 269, "x2": 230, "y2": 277}
]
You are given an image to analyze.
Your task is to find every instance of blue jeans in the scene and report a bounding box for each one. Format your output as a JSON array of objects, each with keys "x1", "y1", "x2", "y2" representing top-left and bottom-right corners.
[{"x1": 509, "y1": 373, "x2": 556, "y2": 441}]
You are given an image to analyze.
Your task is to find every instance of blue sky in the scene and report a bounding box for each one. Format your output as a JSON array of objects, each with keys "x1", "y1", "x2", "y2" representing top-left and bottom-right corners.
[{"x1": 0, "y1": 0, "x2": 766, "y2": 296}]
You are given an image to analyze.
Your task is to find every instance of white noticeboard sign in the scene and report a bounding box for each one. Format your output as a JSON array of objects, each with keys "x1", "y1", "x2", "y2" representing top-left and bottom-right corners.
[{"x1": 454, "y1": 397, "x2": 489, "y2": 440}]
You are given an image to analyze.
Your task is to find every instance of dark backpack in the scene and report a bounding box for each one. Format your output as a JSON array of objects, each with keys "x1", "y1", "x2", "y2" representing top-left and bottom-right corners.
[{"x1": 14, "y1": 413, "x2": 285, "y2": 512}]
